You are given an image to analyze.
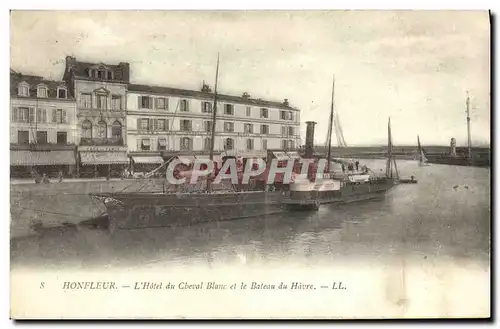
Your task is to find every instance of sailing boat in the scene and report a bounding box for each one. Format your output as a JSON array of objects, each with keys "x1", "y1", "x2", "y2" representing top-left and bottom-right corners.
[{"x1": 417, "y1": 135, "x2": 429, "y2": 166}]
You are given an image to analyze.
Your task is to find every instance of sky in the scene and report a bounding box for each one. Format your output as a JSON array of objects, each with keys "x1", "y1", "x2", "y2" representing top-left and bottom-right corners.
[{"x1": 10, "y1": 10, "x2": 491, "y2": 146}]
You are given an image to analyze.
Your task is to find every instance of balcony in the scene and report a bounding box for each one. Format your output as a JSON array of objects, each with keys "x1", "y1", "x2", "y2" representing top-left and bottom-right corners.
[{"x1": 79, "y1": 137, "x2": 124, "y2": 146}]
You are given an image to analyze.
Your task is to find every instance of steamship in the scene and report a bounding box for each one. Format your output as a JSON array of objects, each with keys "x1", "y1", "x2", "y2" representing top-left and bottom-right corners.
[{"x1": 90, "y1": 62, "x2": 400, "y2": 233}]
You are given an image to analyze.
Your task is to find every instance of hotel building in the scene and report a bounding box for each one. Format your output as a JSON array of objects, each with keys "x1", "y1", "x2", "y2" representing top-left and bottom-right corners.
[{"x1": 126, "y1": 82, "x2": 301, "y2": 169}]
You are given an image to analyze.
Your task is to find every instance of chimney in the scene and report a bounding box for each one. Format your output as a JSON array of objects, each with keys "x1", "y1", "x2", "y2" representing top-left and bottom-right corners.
[
  {"x1": 305, "y1": 121, "x2": 316, "y2": 158},
  {"x1": 119, "y1": 62, "x2": 130, "y2": 83},
  {"x1": 65, "y1": 56, "x2": 76, "y2": 69},
  {"x1": 450, "y1": 137, "x2": 457, "y2": 157}
]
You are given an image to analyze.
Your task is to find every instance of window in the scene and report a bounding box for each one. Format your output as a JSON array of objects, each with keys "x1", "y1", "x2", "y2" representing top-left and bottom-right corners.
[
  {"x1": 158, "y1": 138, "x2": 167, "y2": 151},
  {"x1": 244, "y1": 123, "x2": 253, "y2": 134},
  {"x1": 15, "y1": 107, "x2": 33, "y2": 123},
  {"x1": 140, "y1": 118, "x2": 149, "y2": 130},
  {"x1": 97, "y1": 95, "x2": 107, "y2": 109},
  {"x1": 157, "y1": 119, "x2": 167, "y2": 131},
  {"x1": 262, "y1": 139, "x2": 268, "y2": 150},
  {"x1": 111, "y1": 121, "x2": 122, "y2": 139},
  {"x1": 281, "y1": 140, "x2": 287, "y2": 149},
  {"x1": 224, "y1": 122, "x2": 234, "y2": 132},
  {"x1": 260, "y1": 108, "x2": 268, "y2": 118},
  {"x1": 36, "y1": 131, "x2": 48, "y2": 144},
  {"x1": 107, "y1": 71, "x2": 113, "y2": 80},
  {"x1": 224, "y1": 104, "x2": 234, "y2": 115},
  {"x1": 37, "y1": 86, "x2": 48, "y2": 98},
  {"x1": 280, "y1": 110, "x2": 293, "y2": 120},
  {"x1": 246, "y1": 139, "x2": 254, "y2": 150},
  {"x1": 204, "y1": 138, "x2": 211, "y2": 150},
  {"x1": 36, "y1": 109, "x2": 47, "y2": 123},
  {"x1": 288, "y1": 126, "x2": 294, "y2": 136},
  {"x1": 140, "y1": 96, "x2": 152, "y2": 109},
  {"x1": 180, "y1": 120, "x2": 192, "y2": 132},
  {"x1": 18, "y1": 131, "x2": 29, "y2": 144},
  {"x1": 54, "y1": 109, "x2": 64, "y2": 124},
  {"x1": 97, "y1": 121, "x2": 107, "y2": 139},
  {"x1": 224, "y1": 138, "x2": 234, "y2": 150},
  {"x1": 82, "y1": 120, "x2": 92, "y2": 138},
  {"x1": 18, "y1": 83, "x2": 29, "y2": 97},
  {"x1": 289, "y1": 140, "x2": 295, "y2": 149},
  {"x1": 180, "y1": 99, "x2": 189, "y2": 112},
  {"x1": 81, "y1": 93, "x2": 92, "y2": 108},
  {"x1": 155, "y1": 97, "x2": 167, "y2": 110},
  {"x1": 111, "y1": 95, "x2": 122, "y2": 110},
  {"x1": 281, "y1": 140, "x2": 295, "y2": 150},
  {"x1": 260, "y1": 124, "x2": 269, "y2": 134},
  {"x1": 57, "y1": 88, "x2": 67, "y2": 99},
  {"x1": 180, "y1": 137, "x2": 192, "y2": 150},
  {"x1": 141, "y1": 139, "x2": 151, "y2": 151},
  {"x1": 202, "y1": 102, "x2": 212, "y2": 113},
  {"x1": 57, "y1": 132, "x2": 67, "y2": 144},
  {"x1": 204, "y1": 121, "x2": 212, "y2": 132},
  {"x1": 97, "y1": 70, "x2": 106, "y2": 79}
]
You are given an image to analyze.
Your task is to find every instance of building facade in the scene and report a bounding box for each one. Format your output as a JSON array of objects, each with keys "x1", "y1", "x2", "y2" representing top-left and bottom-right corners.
[
  {"x1": 126, "y1": 83, "x2": 301, "y2": 165},
  {"x1": 63, "y1": 56, "x2": 129, "y2": 177},
  {"x1": 10, "y1": 70, "x2": 78, "y2": 178}
]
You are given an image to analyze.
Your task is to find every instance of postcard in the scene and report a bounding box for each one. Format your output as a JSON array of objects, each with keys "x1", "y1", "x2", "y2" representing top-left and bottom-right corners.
[{"x1": 9, "y1": 10, "x2": 491, "y2": 319}]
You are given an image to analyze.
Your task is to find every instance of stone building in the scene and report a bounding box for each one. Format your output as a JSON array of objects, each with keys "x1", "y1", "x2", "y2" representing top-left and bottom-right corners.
[
  {"x1": 126, "y1": 82, "x2": 301, "y2": 169},
  {"x1": 63, "y1": 56, "x2": 129, "y2": 177},
  {"x1": 10, "y1": 70, "x2": 78, "y2": 178}
]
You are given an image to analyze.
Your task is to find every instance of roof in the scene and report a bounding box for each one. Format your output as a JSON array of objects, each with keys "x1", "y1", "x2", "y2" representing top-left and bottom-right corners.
[
  {"x1": 10, "y1": 72, "x2": 74, "y2": 100},
  {"x1": 65, "y1": 56, "x2": 130, "y2": 83},
  {"x1": 128, "y1": 83, "x2": 299, "y2": 111}
]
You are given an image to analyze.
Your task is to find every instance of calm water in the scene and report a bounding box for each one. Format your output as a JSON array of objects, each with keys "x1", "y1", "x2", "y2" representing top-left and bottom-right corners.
[{"x1": 10, "y1": 159, "x2": 491, "y2": 269}]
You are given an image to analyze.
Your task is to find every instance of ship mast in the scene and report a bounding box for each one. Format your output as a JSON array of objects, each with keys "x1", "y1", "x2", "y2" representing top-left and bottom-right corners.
[
  {"x1": 206, "y1": 53, "x2": 220, "y2": 193},
  {"x1": 386, "y1": 117, "x2": 399, "y2": 179},
  {"x1": 326, "y1": 75, "x2": 335, "y2": 172},
  {"x1": 466, "y1": 91, "x2": 472, "y2": 159}
]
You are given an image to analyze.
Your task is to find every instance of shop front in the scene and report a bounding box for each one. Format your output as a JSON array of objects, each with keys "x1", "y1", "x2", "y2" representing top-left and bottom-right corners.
[
  {"x1": 10, "y1": 144, "x2": 77, "y2": 179},
  {"x1": 78, "y1": 146, "x2": 129, "y2": 178},
  {"x1": 129, "y1": 152, "x2": 164, "y2": 177}
]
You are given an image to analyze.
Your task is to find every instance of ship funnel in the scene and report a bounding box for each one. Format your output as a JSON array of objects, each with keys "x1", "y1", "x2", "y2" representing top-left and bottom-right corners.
[
  {"x1": 305, "y1": 121, "x2": 317, "y2": 158},
  {"x1": 450, "y1": 137, "x2": 457, "y2": 157}
]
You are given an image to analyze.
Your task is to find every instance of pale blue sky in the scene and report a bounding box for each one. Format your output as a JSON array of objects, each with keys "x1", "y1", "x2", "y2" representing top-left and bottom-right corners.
[{"x1": 10, "y1": 10, "x2": 490, "y2": 146}]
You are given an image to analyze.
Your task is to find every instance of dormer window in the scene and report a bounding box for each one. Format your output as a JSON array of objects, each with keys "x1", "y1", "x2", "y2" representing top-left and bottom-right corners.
[
  {"x1": 37, "y1": 85, "x2": 48, "y2": 98},
  {"x1": 57, "y1": 87, "x2": 67, "y2": 99},
  {"x1": 18, "y1": 82, "x2": 29, "y2": 97}
]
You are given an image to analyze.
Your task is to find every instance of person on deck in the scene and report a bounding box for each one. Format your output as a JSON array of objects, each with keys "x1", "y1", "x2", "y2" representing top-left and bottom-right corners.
[{"x1": 355, "y1": 160, "x2": 360, "y2": 171}]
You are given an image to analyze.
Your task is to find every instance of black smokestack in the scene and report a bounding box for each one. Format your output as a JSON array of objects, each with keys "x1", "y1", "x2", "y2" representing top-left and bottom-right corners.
[{"x1": 305, "y1": 121, "x2": 316, "y2": 158}]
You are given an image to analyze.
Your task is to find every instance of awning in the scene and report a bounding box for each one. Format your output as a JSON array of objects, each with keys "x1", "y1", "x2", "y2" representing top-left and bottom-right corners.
[
  {"x1": 80, "y1": 151, "x2": 129, "y2": 165},
  {"x1": 132, "y1": 156, "x2": 164, "y2": 164},
  {"x1": 272, "y1": 151, "x2": 290, "y2": 161},
  {"x1": 286, "y1": 151, "x2": 301, "y2": 159},
  {"x1": 142, "y1": 139, "x2": 151, "y2": 146},
  {"x1": 11, "y1": 150, "x2": 76, "y2": 166},
  {"x1": 158, "y1": 139, "x2": 167, "y2": 146}
]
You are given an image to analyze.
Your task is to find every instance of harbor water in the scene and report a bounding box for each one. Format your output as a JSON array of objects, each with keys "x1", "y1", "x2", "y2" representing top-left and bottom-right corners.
[{"x1": 10, "y1": 159, "x2": 490, "y2": 269}]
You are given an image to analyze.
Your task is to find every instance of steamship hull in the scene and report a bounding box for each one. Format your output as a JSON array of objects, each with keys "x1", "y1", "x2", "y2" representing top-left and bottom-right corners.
[
  {"x1": 91, "y1": 191, "x2": 285, "y2": 232},
  {"x1": 91, "y1": 178, "x2": 396, "y2": 232}
]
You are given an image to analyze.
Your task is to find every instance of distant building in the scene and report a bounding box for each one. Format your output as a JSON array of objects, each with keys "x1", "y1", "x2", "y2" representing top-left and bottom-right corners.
[
  {"x1": 63, "y1": 56, "x2": 129, "y2": 177},
  {"x1": 126, "y1": 82, "x2": 301, "y2": 166},
  {"x1": 10, "y1": 70, "x2": 77, "y2": 178}
]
